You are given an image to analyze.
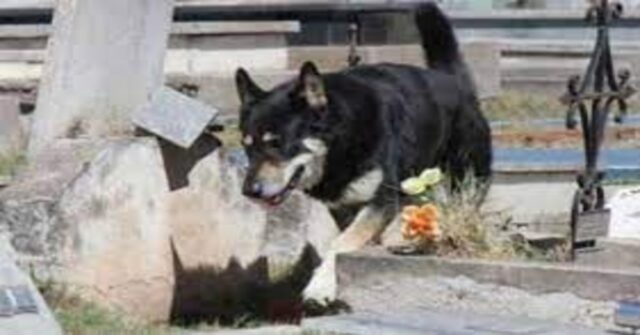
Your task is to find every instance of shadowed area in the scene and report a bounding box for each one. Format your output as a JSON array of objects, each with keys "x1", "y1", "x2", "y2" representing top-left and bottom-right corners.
[{"x1": 169, "y1": 240, "x2": 324, "y2": 326}]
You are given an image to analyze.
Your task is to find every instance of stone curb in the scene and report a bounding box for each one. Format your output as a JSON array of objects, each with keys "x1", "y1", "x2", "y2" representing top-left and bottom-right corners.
[{"x1": 338, "y1": 248, "x2": 640, "y2": 302}]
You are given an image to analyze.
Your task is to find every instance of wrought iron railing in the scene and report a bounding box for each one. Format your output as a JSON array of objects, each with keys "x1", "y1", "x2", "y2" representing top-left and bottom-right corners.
[{"x1": 561, "y1": 0, "x2": 636, "y2": 256}]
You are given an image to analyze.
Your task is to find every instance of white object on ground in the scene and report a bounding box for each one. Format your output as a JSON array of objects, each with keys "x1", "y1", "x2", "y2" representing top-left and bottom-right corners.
[{"x1": 607, "y1": 187, "x2": 640, "y2": 239}]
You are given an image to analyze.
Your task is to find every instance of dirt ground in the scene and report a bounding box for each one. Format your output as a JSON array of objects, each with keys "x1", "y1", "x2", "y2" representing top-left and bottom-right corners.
[{"x1": 493, "y1": 125, "x2": 640, "y2": 149}]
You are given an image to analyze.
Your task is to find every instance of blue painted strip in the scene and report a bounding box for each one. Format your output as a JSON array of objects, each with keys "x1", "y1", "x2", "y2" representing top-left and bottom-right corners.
[{"x1": 495, "y1": 148, "x2": 640, "y2": 180}]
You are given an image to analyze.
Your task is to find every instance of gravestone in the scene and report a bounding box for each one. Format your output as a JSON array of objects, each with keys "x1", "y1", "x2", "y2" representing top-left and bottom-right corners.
[{"x1": 28, "y1": 0, "x2": 173, "y2": 156}]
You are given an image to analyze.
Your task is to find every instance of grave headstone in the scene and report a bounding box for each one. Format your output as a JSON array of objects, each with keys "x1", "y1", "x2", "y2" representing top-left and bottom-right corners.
[{"x1": 28, "y1": 0, "x2": 173, "y2": 155}]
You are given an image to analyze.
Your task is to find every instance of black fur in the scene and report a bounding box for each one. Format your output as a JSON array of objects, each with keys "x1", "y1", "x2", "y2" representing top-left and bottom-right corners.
[{"x1": 236, "y1": 3, "x2": 492, "y2": 214}]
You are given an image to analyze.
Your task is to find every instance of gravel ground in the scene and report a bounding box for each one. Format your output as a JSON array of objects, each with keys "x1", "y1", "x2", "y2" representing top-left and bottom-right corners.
[{"x1": 342, "y1": 275, "x2": 619, "y2": 331}]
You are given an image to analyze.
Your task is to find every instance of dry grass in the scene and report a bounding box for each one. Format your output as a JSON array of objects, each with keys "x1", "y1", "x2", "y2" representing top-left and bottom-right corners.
[
  {"x1": 0, "y1": 151, "x2": 26, "y2": 177},
  {"x1": 482, "y1": 90, "x2": 640, "y2": 124},
  {"x1": 413, "y1": 176, "x2": 571, "y2": 262},
  {"x1": 38, "y1": 281, "x2": 172, "y2": 335},
  {"x1": 481, "y1": 90, "x2": 568, "y2": 122}
]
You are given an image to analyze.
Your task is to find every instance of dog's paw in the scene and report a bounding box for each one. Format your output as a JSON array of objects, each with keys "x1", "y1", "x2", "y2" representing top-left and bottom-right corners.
[
  {"x1": 302, "y1": 267, "x2": 337, "y2": 303},
  {"x1": 303, "y1": 298, "x2": 351, "y2": 317}
]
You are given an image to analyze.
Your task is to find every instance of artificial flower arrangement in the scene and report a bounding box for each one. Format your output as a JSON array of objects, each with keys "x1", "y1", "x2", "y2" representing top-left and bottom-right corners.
[
  {"x1": 396, "y1": 167, "x2": 548, "y2": 260},
  {"x1": 399, "y1": 168, "x2": 445, "y2": 251}
]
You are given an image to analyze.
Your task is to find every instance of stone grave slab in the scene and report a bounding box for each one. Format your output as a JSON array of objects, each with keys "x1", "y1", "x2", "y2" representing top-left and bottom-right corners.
[
  {"x1": 132, "y1": 86, "x2": 219, "y2": 149},
  {"x1": 0, "y1": 250, "x2": 62, "y2": 335},
  {"x1": 303, "y1": 309, "x2": 608, "y2": 335},
  {"x1": 336, "y1": 248, "x2": 640, "y2": 329}
]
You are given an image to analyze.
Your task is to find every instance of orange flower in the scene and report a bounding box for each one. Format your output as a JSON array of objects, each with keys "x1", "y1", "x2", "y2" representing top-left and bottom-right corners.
[{"x1": 401, "y1": 204, "x2": 441, "y2": 241}]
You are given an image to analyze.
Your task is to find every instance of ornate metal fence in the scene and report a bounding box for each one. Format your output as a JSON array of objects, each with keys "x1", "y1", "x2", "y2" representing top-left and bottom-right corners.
[{"x1": 561, "y1": 0, "x2": 636, "y2": 257}]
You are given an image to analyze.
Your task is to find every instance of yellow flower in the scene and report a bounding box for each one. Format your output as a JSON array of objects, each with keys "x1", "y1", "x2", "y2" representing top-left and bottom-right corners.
[
  {"x1": 401, "y1": 204, "x2": 441, "y2": 241},
  {"x1": 401, "y1": 177, "x2": 427, "y2": 195},
  {"x1": 419, "y1": 168, "x2": 443, "y2": 186},
  {"x1": 401, "y1": 168, "x2": 443, "y2": 196}
]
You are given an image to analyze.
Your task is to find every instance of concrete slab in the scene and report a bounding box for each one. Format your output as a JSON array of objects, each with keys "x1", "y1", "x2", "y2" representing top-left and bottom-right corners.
[
  {"x1": 185, "y1": 325, "x2": 302, "y2": 335},
  {"x1": 338, "y1": 248, "x2": 640, "y2": 303},
  {"x1": 132, "y1": 86, "x2": 219, "y2": 148},
  {"x1": 576, "y1": 238, "x2": 640, "y2": 270},
  {"x1": 303, "y1": 309, "x2": 609, "y2": 335}
]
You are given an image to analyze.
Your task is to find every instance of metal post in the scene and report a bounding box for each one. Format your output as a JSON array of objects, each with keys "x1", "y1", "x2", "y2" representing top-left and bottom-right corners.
[
  {"x1": 347, "y1": 15, "x2": 362, "y2": 67},
  {"x1": 562, "y1": 0, "x2": 636, "y2": 258}
]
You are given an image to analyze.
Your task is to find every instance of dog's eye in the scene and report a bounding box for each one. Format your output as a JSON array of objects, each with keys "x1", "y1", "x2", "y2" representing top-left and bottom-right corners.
[{"x1": 262, "y1": 132, "x2": 281, "y2": 147}]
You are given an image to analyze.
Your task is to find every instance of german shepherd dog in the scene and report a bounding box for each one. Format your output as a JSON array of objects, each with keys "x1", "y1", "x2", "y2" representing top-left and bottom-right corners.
[{"x1": 235, "y1": 3, "x2": 492, "y2": 302}]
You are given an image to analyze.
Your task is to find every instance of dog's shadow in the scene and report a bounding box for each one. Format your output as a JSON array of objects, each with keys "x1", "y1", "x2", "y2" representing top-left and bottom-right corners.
[{"x1": 169, "y1": 240, "x2": 334, "y2": 326}]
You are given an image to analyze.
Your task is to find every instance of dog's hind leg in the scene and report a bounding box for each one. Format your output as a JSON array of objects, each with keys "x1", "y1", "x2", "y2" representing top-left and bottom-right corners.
[{"x1": 303, "y1": 204, "x2": 393, "y2": 302}]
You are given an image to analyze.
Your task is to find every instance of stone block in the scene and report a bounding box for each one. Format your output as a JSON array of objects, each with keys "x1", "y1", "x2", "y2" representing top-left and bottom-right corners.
[
  {"x1": 132, "y1": 86, "x2": 219, "y2": 149},
  {"x1": 0, "y1": 138, "x2": 174, "y2": 322},
  {"x1": 28, "y1": 0, "x2": 173, "y2": 155},
  {"x1": 168, "y1": 149, "x2": 339, "y2": 323}
]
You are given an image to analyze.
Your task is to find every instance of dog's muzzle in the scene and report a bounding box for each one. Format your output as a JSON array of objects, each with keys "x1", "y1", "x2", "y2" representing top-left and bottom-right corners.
[{"x1": 242, "y1": 166, "x2": 305, "y2": 206}]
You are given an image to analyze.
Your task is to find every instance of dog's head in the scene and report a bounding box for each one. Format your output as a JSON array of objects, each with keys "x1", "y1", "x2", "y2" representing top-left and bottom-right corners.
[{"x1": 235, "y1": 62, "x2": 330, "y2": 206}]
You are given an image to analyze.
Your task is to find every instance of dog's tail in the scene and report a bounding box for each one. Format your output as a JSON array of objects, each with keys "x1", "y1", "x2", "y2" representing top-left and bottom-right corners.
[{"x1": 415, "y1": 3, "x2": 465, "y2": 73}]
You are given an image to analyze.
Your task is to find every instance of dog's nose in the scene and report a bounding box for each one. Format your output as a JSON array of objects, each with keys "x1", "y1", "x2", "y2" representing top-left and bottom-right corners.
[{"x1": 243, "y1": 181, "x2": 263, "y2": 198}]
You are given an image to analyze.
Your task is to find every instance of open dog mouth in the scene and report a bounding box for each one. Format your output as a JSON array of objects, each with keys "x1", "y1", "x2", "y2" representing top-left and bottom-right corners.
[{"x1": 263, "y1": 166, "x2": 305, "y2": 206}]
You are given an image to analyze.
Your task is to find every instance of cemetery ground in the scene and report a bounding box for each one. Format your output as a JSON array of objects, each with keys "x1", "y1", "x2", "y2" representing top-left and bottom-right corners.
[
  {"x1": 2, "y1": 91, "x2": 640, "y2": 334},
  {"x1": 2, "y1": 1, "x2": 640, "y2": 334}
]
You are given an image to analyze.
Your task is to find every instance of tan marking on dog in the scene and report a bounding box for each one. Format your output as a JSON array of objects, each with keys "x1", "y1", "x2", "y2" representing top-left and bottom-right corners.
[
  {"x1": 327, "y1": 168, "x2": 383, "y2": 209},
  {"x1": 255, "y1": 161, "x2": 284, "y2": 184},
  {"x1": 253, "y1": 137, "x2": 328, "y2": 193}
]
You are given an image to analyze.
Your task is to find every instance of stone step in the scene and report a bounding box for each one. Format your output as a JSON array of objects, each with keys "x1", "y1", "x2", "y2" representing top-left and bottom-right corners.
[{"x1": 303, "y1": 309, "x2": 608, "y2": 335}]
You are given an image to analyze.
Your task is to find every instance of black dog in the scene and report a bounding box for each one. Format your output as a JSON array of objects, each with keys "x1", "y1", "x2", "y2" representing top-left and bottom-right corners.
[{"x1": 235, "y1": 3, "x2": 492, "y2": 301}]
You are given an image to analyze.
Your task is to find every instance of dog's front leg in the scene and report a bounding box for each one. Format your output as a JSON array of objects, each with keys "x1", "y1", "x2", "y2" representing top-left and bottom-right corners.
[{"x1": 303, "y1": 205, "x2": 390, "y2": 302}]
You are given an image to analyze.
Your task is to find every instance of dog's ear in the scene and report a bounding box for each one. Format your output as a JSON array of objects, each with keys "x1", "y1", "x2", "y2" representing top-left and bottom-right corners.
[
  {"x1": 298, "y1": 61, "x2": 327, "y2": 109},
  {"x1": 235, "y1": 67, "x2": 265, "y2": 105}
]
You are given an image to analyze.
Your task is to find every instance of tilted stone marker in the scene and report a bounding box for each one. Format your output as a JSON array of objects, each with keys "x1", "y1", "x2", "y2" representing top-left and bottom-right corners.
[
  {"x1": 0, "y1": 250, "x2": 62, "y2": 335},
  {"x1": 133, "y1": 86, "x2": 219, "y2": 149},
  {"x1": 28, "y1": 0, "x2": 173, "y2": 155}
]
